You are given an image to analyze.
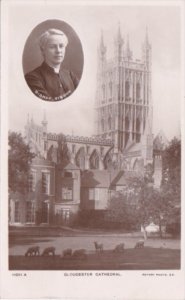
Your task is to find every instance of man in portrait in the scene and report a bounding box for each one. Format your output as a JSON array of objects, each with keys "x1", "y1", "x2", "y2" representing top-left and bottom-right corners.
[{"x1": 25, "y1": 28, "x2": 79, "y2": 101}]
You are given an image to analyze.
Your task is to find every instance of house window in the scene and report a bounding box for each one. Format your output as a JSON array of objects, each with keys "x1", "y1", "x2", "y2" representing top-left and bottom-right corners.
[
  {"x1": 42, "y1": 171, "x2": 50, "y2": 195},
  {"x1": 62, "y1": 187, "x2": 73, "y2": 200},
  {"x1": 28, "y1": 170, "x2": 36, "y2": 192},
  {"x1": 14, "y1": 201, "x2": 20, "y2": 222},
  {"x1": 89, "y1": 188, "x2": 99, "y2": 200},
  {"x1": 65, "y1": 171, "x2": 72, "y2": 178},
  {"x1": 95, "y1": 188, "x2": 99, "y2": 200},
  {"x1": 61, "y1": 209, "x2": 70, "y2": 222},
  {"x1": 26, "y1": 201, "x2": 34, "y2": 223}
]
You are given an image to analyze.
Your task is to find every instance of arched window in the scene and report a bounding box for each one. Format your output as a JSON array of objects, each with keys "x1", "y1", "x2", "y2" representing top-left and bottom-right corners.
[
  {"x1": 101, "y1": 119, "x2": 104, "y2": 132},
  {"x1": 103, "y1": 151, "x2": 112, "y2": 169},
  {"x1": 75, "y1": 147, "x2": 85, "y2": 170},
  {"x1": 125, "y1": 81, "x2": 130, "y2": 99},
  {"x1": 133, "y1": 159, "x2": 140, "y2": 172},
  {"x1": 136, "y1": 82, "x2": 140, "y2": 100},
  {"x1": 136, "y1": 118, "x2": 140, "y2": 132},
  {"x1": 108, "y1": 116, "x2": 111, "y2": 130},
  {"x1": 109, "y1": 82, "x2": 112, "y2": 98},
  {"x1": 136, "y1": 118, "x2": 141, "y2": 142},
  {"x1": 90, "y1": 150, "x2": 99, "y2": 169},
  {"x1": 125, "y1": 116, "x2": 130, "y2": 131},
  {"x1": 102, "y1": 84, "x2": 105, "y2": 99}
]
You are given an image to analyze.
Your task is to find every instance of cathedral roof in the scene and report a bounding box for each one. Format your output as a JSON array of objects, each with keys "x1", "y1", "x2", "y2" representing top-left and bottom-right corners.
[{"x1": 124, "y1": 142, "x2": 142, "y2": 153}]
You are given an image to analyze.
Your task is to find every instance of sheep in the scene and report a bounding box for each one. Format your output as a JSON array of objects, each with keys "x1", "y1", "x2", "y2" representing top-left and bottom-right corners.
[
  {"x1": 41, "y1": 247, "x2": 55, "y2": 256},
  {"x1": 134, "y1": 240, "x2": 144, "y2": 249},
  {"x1": 113, "y1": 243, "x2": 125, "y2": 253},
  {"x1": 62, "y1": 248, "x2": 72, "y2": 258},
  {"x1": 25, "y1": 246, "x2": 40, "y2": 257},
  {"x1": 94, "y1": 241, "x2": 103, "y2": 252},
  {"x1": 72, "y1": 249, "x2": 87, "y2": 259}
]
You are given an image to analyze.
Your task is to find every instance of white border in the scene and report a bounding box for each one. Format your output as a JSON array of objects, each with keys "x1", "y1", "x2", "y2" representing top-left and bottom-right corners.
[{"x1": 1, "y1": 0, "x2": 185, "y2": 299}]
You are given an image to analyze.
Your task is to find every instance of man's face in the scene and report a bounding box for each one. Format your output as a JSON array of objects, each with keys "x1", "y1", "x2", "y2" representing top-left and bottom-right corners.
[{"x1": 43, "y1": 34, "x2": 67, "y2": 67}]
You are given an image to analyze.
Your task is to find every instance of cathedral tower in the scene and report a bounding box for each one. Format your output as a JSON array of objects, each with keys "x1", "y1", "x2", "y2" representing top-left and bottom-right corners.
[{"x1": 95, "y1": 26, "x2": 152, "y2": 156}]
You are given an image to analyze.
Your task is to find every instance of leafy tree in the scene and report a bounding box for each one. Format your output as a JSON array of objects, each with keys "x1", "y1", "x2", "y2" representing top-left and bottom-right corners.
[
  {"x1": 162, "y1": 137, "x2": 181, "y2": 203},
  {"x1": 57, "y1": 133, "x2": 70, "y2": 168},
  {"x1": 126, "y1": 175, "x2": 154, "y2": 230},
  {"x1": 105, "y1": 191, "x2": 138, "y2": 230},
  {"x1": 47, "y1": 133, "x2": 70, "y2": 168},
  {"x1": 105, "y1": 138, "x2": 181, "y2": 236},
  {"x1": 161, "y1": 137, "x2": 181, "y2": 235},
  {"x1": 8, "y1": 131, "x2": 35, "y2": 194},
  {"x1": 127, "y1": 137, "x2": 181, "y2": 237}
]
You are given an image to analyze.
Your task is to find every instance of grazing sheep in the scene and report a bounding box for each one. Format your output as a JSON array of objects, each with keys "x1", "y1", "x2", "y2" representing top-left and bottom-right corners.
[
  {"x1": 41, "y1": 247, "x2": 55, "y2": 256},
  {"x1": 94, "y1": 241, "x2": 103, "y2": 252},
  {"x1": 25, "y1": 246, "x2": 40, "y2": 257},
  {"x1": 72, "y1": 249, "x2": 87, "y2": 259},
  {"x1": 113, "y1": 243, "x2": 125, "y2": 253},
  {"x1": 63, "y1": 248, "x2": 72, "y2": 258},
  {"x1": 134, "y1": 240, "x2": 144, "y2": 249}
]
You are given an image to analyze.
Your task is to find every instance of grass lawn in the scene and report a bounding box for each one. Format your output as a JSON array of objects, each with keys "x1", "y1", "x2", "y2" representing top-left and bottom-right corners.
[{"x1": 9, "y1": 247, "x2": 180, "y2": 270}]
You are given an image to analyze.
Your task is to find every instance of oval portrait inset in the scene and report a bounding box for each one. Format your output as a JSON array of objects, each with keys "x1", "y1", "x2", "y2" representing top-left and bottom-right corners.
[{"x1": 23, "y1": 19, "x2": 84, "y2": 102}]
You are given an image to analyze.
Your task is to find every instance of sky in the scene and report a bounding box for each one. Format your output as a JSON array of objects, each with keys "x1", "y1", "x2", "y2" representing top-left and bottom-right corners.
[{"x1": 5, "y1": 1, "x2": 183, "y2": 141}]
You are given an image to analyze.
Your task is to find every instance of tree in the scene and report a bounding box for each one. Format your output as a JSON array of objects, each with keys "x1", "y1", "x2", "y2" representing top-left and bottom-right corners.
[
  {"x1": 161, "y1": 137, "x2": 181, "y2": 235},
  {"x1": 47, "y1": 133, "x2": 70, "y2": 168},
  {"x1": 126, "y1": 175, "x2": 154, "y2": 231},
  {"x1": 127, "y1": 138, "x2": 181, "y2": 237},
  {"x1": 8, "y1": 131, "x2": 35, "y2": 194},
  {"x1": 162, "y1": 137, "x2": 181, "y2": 203},
  {"x1": 57, "y1": 133, "x2": 70, "y2": 168},
  {"x1": 105, "y1": 191, "x2": 138, "y2": 230}
]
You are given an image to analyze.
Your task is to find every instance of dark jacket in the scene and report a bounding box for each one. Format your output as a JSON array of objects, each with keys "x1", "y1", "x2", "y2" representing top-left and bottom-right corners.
[{"x1": 25, "y1": 62, "x2": 79, "y2": 101}]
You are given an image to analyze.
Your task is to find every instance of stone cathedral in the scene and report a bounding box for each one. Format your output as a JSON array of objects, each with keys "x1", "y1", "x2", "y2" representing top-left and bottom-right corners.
[
  {"x1": 95, "y1": 26, "x2": 153, "y2": 171},
  {"x1": 9, "y1": 27, "x2": 162, "y2": 225}
]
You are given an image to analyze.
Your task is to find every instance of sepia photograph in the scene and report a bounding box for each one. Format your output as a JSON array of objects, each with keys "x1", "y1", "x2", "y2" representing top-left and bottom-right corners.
[{"x1": 1, "y1": 0, "x2": 185, "y2": 299}]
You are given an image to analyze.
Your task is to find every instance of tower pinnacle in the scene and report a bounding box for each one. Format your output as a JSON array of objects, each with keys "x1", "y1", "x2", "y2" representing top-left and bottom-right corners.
[
  {"x1": 114, "y1": 22, "x2": 124, "y2": 60},
  {"x1": 126, "y1": 34, "x2": 132, "y2": 60},
  {"x1": 142, "y1": 26, "x2": 151, "y2": 69},
  {"x1": 42, "y1": 111, "x2": 48, "y2": 133},
  {"x1": 99, "y1": 30, "x2": 106, "y2": 58}
]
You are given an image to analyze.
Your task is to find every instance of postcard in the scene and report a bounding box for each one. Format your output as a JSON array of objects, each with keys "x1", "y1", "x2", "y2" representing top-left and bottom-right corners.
[{"x1": 1, "y1": 0, "x2": 185, "y2": 299}]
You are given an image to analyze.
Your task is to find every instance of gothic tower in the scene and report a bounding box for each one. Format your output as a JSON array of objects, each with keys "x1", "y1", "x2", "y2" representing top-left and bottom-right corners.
[{"x1": 95, "y1": 26, "x2": 152, "y2": 156}]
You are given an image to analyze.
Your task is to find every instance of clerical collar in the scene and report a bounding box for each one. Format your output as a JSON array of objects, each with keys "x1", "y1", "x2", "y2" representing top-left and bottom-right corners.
[
  {"x1": 53, "y1": 66, "x2": 60, "y2": 73},
  {"x1": 43, "y1": 61, "x2": 60, "y2": 73}
]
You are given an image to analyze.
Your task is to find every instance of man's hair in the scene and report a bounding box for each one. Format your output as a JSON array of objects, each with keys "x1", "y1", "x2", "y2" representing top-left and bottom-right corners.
[{"x1": 39, "y1": 28, "x2": 68, "y2": 52}]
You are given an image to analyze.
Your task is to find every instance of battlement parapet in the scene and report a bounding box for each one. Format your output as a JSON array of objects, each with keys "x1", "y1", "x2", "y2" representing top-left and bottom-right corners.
[{"x1": 47, "y1": 132, "x2": 113, "y2": 146}]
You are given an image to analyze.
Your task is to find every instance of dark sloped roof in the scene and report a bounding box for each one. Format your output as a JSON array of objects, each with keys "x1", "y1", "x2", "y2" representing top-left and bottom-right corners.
[
  {"x1": 64, "y1": 162, "x2": 80, "y2": 170},
  {"x1": 111, "y1": 171, "x2": 127, "y2": 186},
  {"x1": 81, "y1": 170, "x2": 111, "y2": 188},
  {"x1": 81, "y1": 169, "x2": 136, "y2": 188},
  {"x1": 32, "y1": 156, "x2": 55, "y2": 167}
]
